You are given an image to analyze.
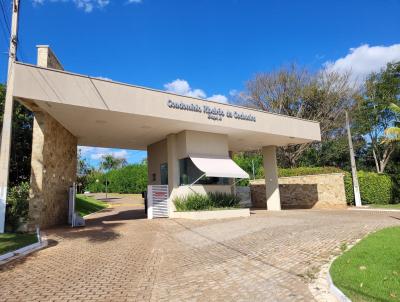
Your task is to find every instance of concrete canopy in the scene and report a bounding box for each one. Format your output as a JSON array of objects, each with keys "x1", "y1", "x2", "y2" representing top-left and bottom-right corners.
[{"x1": 12, "y1": 62, "x2": 321, "y2": 151}]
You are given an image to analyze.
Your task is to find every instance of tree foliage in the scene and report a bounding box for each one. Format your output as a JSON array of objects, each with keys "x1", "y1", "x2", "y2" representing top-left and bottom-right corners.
[
  {"x1": 100, "y1": 154, "x2": 127, "y2": 172},
  {"x1": 85, "y1": 163, "x2": 148, "y2": 194},
  {"x1": 244, "y1": 65, "x2": 356, "y2": 167},
  {"x1": 383, "y1": 102, "x2": 400, "y2": 143},
  {"x1": 353, "y1": 62, "x2": 400, "y2": 173},
  {"x1": 0, "y1": 84, "x2": 33, "y2": 186}
]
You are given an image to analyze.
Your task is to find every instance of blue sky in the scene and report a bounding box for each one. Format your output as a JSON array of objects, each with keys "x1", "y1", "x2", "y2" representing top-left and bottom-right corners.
[{"x1": 1, "y1": 0, "x2": 400, "y2": 167}]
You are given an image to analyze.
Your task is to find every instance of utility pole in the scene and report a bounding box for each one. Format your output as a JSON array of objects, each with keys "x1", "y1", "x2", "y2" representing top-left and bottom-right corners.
[
  {"x1": 345, "y1": 111, "x2": 362, "y2": 207},
  {"x1": 0, "y1": 0, "x2": 20, "y2": 233}
]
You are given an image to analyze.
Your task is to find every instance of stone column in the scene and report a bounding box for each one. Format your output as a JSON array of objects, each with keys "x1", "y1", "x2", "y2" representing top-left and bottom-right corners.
[
  {"x1": 262, "y1": 146, "x2": 281, "y2": 211},
  {"x1": 28, "y1": 46, "x2": 77, "y2": 229},
  {"x1": 29, "y1": 112, "x2": 77, "y2": 228}
]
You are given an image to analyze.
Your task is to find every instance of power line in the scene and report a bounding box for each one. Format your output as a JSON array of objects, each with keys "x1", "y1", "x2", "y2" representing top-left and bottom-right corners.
[{"x1": 0, "y1": 0, "x2": 10, "y2": 35}]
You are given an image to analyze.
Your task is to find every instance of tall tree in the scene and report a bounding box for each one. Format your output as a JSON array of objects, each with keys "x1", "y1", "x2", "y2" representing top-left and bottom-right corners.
[
  {"x1": 354, "y1": 62, "x2": 400, "y2": 173},
  {"x1": 99, "y1": 154, "x2": 127, "y2": 198},
  {"x1": 244, "y1": 65, "x2": 356, "y2": 167},
  {"x1": 0, "y1": 84, "x2": 33, "y2": 186}
]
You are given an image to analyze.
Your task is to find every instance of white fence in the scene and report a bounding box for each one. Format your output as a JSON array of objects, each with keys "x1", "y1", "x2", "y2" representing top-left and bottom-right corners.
[
  {"x1": 68, "y1": 183, "x2": 85, "y2": 227},
  {"x1": 147, "y1": 185, "x2": 169, "y2": 219}
]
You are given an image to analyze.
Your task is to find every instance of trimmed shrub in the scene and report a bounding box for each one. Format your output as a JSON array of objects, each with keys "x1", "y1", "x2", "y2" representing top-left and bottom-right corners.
[
  {"x1": 344, "y1": 171, "x2": 392, "y2": 205},
  {"x1": 278, "y1": 166, "x2": 344, "y2": 177},
  {"x1": 5, "y1": 182, "x2": 30, "y2": 232},
  {"x1": 174, "y1": 192, "x2": 241, "y2": 212},
  {"x1": 250, "y1": 165, "x2": 394, "y2": 205},
  {"x1": 86, "y1": 170, "x2": 106, "y2": 193},
  {"x1": 208, "y1": 192, "x2": 241, "y2": 208},
  {"x1": 85, "y1": 164, "x2": 148, "y2": 194},
  {"x1": 107, "y1": 164, "x2": 147, "y2": 193},
  {"x1": 251, "y1": 166, "x2": 344, "y2": 179}
]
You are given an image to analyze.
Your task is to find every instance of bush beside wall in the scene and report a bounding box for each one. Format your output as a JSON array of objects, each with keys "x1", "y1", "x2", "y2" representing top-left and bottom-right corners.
[
  {"x1": 5, "y1": 182, "x2": 30, "y2": 232},
  {"x1": 344, "y1": 171, "x2": 392, "y2": 205},
  {"x1": 244, "y1": 163, "x2": 394, "y2": 205},
  {"x1": 278, "y1": 166, "x2": 344, "y2": 177},
  {"x1": 174, "y1": 192, "x2": 241, "y2": 211}
]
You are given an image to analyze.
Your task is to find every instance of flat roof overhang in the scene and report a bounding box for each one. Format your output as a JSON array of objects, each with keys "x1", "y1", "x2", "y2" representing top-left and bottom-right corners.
[{"x1": 12, "y1": 62, "x2": 321, "y2": 151}]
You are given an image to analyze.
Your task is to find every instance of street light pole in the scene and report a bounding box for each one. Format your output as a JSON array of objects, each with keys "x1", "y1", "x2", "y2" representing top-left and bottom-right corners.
[
  {"x1": 0, "y1": 0, "x2": 20, "y2": 233},
  {"x1": 345, "y1": 111, "x2": 362, "y2": 207}
]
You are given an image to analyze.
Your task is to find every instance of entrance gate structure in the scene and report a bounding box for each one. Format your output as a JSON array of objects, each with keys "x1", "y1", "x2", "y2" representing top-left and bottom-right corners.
[{"x1": 0, "y1": 45, "x2": 321, "y2": 232}]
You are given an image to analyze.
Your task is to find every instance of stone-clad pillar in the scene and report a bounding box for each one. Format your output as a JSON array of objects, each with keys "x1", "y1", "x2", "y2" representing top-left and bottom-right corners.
[
  {"x1": 262, "y1": 146, "x2": 281, "y2": 211},
  {"x1": 28, "y1": 46, "x2": 77, "y2": 229}
]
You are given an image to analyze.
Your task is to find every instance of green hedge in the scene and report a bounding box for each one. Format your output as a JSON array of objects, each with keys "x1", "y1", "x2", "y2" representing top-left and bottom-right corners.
[
  {"x1": 278, "y1": 166, "x2": 344, "y2": 177},
  {"x1": 248, "y1": 165, "x2": 393, "y2": 205},
  {"x1": 174, "y1": 192, "x2": 241, "y2": 212},
  {"x1": 344, "y1": 171, "x2": 392, "y2": 205},
  {"x1": 85, "y1": 164, "x2": 147, "y2": 194}
]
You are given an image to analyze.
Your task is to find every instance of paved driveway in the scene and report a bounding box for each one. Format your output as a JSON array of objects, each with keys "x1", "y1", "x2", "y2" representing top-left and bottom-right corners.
[{"x1": 1, "y1": 198, "x2": 399, "y2": 302}]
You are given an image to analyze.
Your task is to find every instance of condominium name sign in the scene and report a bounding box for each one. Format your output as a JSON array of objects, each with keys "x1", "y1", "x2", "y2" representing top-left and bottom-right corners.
[{"x1": 167, "y1": 100, "x2": 256, "y2": 122}]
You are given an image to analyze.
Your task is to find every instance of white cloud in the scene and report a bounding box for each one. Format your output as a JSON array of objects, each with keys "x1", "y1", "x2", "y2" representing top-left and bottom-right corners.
[
  {"x1": 207, "y1": 94, "x2": 228, "y2": 103},
  {"x1": 324, "y1": 44, "x2": 400, "y2": 85},
  {"x1": 229, "y1": 89, "x2": 238, "y2": 97},
  {"x1": 78, "y1": 147, "x2": 128, "y2": 160},
  {"x1": 164, "y1": 79, "x2": 228, "y2": 103},
  {"x1": 127, "y1": 0, "x2": 142, "y2": 3},
  {"x1": 95, "y1": 76, "x2": 113, "y2": 81},
  {"x1": 32, "y1": 0, "x2": 113, "y2": 12},
  {"x1": 164, "y1": 79, "x2": 206, "y2": 98}
]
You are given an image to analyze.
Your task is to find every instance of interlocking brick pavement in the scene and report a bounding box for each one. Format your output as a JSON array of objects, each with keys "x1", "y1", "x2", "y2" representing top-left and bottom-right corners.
[{"x1": 1, "y1": 196, "x2": 399, "y2": 301}]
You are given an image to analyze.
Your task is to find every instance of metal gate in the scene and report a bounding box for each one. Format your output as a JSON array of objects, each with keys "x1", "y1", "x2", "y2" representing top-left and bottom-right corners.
[{"x1": 147, "y1": 185, "x2": 169, "y2": 219}]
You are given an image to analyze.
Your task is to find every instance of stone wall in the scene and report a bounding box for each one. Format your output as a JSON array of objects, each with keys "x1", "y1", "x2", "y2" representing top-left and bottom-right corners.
[
  {"x1": 250, "y1": 173, "x2": 347, "y2": 209},
  {"x1": 29, "y1": 112, "x2": 77, "y2": 229}
]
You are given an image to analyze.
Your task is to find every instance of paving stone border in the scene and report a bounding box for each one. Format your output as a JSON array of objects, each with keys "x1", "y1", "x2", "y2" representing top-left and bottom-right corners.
[
  {"x1": 349, "y1": 207, "x2": 400, "y2": 213},
  {"x1": 327, "y1": 270, "x2": 351, "y2": 302},
  {"x1": 0, "y1": 233, "x2": 48, "y2": 265}
]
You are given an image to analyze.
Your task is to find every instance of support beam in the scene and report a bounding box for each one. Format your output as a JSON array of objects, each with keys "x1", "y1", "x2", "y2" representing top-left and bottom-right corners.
[
  {"x1": 262, "y1": 146, "x2": 281, "y2": 211},
  {"x1": 166, "y1": 134, "x2": 180, "y2": 195},
  {"x1": 229, "y1": 151, "x2": 236, "y2": 196},
  {"x1": 0, "y1": 0, "x2": 20, "y2": 233}
]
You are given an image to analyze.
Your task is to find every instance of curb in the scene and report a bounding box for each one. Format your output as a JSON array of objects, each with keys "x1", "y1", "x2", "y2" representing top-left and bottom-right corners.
[
  {"x1": 0, "y1": 233, "x2": 48, "y2": 265},
  {"x1": 327, "y1": 270, "x2": 351, "y2": 302},
  {"x1": 349, "y1": 207, "x2": 400, "y2": 213}
]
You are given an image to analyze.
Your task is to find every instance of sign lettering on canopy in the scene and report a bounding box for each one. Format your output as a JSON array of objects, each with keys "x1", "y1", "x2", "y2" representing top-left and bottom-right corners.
[{"x1": 167, "y1": 100, "x2": 256, "y2": 122}]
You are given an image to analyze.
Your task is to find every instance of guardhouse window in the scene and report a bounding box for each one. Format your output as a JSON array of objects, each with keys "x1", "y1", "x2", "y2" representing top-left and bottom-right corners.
[
  {"x1": 160, "y1": 163, "x2": 168, "y2": 185},
  {"x1": 179, "y1": 157, "x2": 229, "y2": 185}
]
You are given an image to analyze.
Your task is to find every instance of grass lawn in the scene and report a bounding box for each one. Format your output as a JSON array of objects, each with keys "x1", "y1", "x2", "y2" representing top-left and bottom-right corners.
[
  {"x1": 0, "y1": 233, "x2": 38, "y2": 255},
  {"x1": 368, "y1": 204, "x2": 400, "y2": 209},
  {"x1": 330, "y1": 227, "x2": 400, "y2": 302},
  {"x1": 75, "y1": 194, "x2": 108, "y2": 217}
]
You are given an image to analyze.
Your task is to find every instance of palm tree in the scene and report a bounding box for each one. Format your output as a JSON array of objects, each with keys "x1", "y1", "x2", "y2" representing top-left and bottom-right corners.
[
  {"x1": 100, "y1": 155, "x2": 127, "y2": 199},
  {"x1": 384, "y1": 102, "x2": 400, "y2": 143}
]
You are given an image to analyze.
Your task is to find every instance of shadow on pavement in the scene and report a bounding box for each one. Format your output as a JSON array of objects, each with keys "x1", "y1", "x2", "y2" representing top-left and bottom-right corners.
[{"x1": 45, "y1": 208, "x2": 146, "y2": 244}]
